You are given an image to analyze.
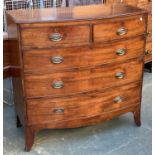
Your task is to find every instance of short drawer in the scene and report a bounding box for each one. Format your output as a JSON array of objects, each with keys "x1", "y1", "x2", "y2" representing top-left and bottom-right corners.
[
  {"x1": 21, "y1": 25, "x2": 90, "y2": 49},
  {"x1": 94, "y1": 15, "x2": 146, "y2": 42},
  {"x1": 24, "y1": 59, "x2": 143, "y2": 98},
  {"x1": 27, "y1": 82, "x2": 141, "y2": 124},
  {"x1": 23, "y1": 37, "x2": 145, "y2": 73}
]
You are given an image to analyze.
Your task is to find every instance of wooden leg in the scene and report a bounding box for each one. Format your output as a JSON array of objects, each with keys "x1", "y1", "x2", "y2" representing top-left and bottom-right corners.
[
  {"x1": 133, "y1": 107, "x2": 141, "y2": 127},
  {"x1": 16, "y1": 115, "x2": 22, "y2": 128},
  {"x1": 25, "y1": 127, "x2": 35, "y2": 152}
]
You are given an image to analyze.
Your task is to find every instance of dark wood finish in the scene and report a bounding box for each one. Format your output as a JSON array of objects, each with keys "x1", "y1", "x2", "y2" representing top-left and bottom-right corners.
[
  {"x1": 133, "y1": 106, "x2": 141, "y2": 126},
  {"x1": 6, "y1": 4, "x2": 148, "y2": 151},
  {"x1": 3, "y1": 40, "x2": 11, "y2": 78},
  {"x1": 3, "y1": 40, "x2": 10, "y2": 67},
  {"x1": 25, "y1": 127, "x2": 35, "y2": 151}
]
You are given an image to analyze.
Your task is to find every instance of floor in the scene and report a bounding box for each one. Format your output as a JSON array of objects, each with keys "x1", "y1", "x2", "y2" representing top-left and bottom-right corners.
[{"x1": 3, "y1": 72, "x2": 152, "y2": 155}]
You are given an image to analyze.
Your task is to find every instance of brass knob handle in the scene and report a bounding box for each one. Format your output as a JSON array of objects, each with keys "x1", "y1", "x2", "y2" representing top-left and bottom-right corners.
[
  {"x1": 51, "y1": 56, "x2": 64, "y2": 64},
  {"x1": 53, "y1": 107, "x2": 64, "y2": 114},
  {"x1": 115, "y1": 72, "x2": 125, "y2": 79},
  {"x1": 49, "y1": 32, "x2": 62, "y2": 42},
  {"x1": 52, "y1": 81, "x2": 64, "y2": 89},
  {"x1": 146, "y1": 31, "x2": 151, "y2": 36},
  {"x1": 114, "y1": 96, "x2": 123, "y2": 103},
  {"x1": 116, "y1": 27, "x2": 127, "y2": 36},
  {"x1": 116, "y1": 48, "x2": 126, "y2": 56},
  {"x1": 145, "y1": 49, "x2": 151, "y2": 55}
]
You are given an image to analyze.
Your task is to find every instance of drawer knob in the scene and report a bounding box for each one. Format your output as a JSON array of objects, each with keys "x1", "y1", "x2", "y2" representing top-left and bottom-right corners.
[
  {"x1": 53, "y1": 107, "x2": 64, "y2": 114},
  {"x1": 51, "y1": 56, "x2": 64, "y2": 64},
  {"x1": 115, "y1": 72, "x2": 125, "y2": 79},
  {"x1": 52, "y1": 81, "x2": 64, "y2": 89},
  {"x1": 114, "y1": 96, "x2": 123, "y2": 103},
  {"x1": 49, "y1": 32, "x2": 62, "y2": 42},
  {"x1": 116, "y1": 48, "x2": 126, "y2": 56},
  {"x1": 146, "y1": 31, "x2": 151, "y2": 36},
  {"x1": 116, "y1": 27, "x2": 127, "y2": 36},
  {"x1": 145, "y1": 49, "x2": 151, "y2": 55}
]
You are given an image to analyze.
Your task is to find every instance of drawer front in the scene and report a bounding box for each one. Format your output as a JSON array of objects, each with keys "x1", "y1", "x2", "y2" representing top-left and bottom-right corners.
[
  {"x1": 23, "y1": 37, "x2": 145, "y2": 73},
  {"x1": 21, "y1": 25, "x2": 90, "y2": 49},
  {"x1": 25, "y1": 59, "x2": 143, "y2": 98},
  {"x1": 27, "y1": 82, "x2": 141, "y2": 124},
  {"x1": 145, "y1": 41, "x2": 152, "y2": 63},
  {"x1": 94, "y1": 16, "x2": 146, "y2": 42}
]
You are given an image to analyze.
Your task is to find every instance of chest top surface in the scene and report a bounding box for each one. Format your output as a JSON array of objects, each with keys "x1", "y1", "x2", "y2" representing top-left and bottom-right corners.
[{"x1": 6, "y1": 3, "x2": 147, "y2": 24}]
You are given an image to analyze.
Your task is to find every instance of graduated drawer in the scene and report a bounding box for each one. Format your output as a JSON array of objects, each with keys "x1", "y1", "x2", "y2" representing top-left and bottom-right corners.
[
  {"x1": 24, "y1": 59, "x2": 143, "y2": 98},
  {"x1": 94, "y1": 15, "x2": 146, "y2": 42},
  {"x1": 23, "y1": 37, "x2": 145, "y2": 73},
  {"x1": 27, "y1": 82, "x2": 141, "y2": 125},
  {"x1": 21, "y1": 25, "x2": 90, "y2": 49}
]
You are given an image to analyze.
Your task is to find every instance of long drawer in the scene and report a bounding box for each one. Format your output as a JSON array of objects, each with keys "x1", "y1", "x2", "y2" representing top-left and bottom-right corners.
[
  {"x1": 27, "y1": 82, "x2": 141, "y2": 124},
  {"x1": 23, "y1": 37, "x2": 145, "y2": 73},
  {"x1": 21, "y1": 25, "x2": 90, "y2": 49},
  {"x1": 24, "y1": 59, "x2": 143, "y2": 98},
  {"x1": 94, "y1": 15, "x2": 146, "y2": 42}
]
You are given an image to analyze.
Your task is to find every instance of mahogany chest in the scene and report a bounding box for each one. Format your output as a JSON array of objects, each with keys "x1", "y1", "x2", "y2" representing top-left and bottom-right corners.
[{"x1": 6, "y1": 4, "x2": 148, "y2": 151}]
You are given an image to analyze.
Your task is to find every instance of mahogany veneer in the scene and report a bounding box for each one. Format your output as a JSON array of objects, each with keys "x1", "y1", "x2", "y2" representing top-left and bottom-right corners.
[
  {"x1": 107, "y1": 0, "x2": 152, "y2": 63},
  {"x1": 6, "y1": 4, "x2": 148, "y2": 151}
]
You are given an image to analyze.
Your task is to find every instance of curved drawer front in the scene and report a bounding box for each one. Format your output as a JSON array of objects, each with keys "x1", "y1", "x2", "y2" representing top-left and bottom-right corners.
[
  {"x1": 25, "y1": 59, "x2": 143, "y2": 98},
  {"x1": 23, "y1": 37, "x2": 144, "y2": 73},
  {"x1": 27, "y1": 82, "x2": 141, "y2": 125},
  {"x1": 21, "y1": 25, "x2": 90, "y2": 49},
  {"x1": 94, "y1": 15, "x2": 146, "y2": 42}
]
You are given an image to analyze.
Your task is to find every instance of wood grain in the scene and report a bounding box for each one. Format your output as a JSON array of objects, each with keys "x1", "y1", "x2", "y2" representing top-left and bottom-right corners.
[
  {"x1": 27, "y1": 82, "x2": 141, "y2": 124},
  {"x1": 94, "y1": 15, "x2": 146, "y2": 42},
  {"x1": 6, "y1": 4, "x2": 147, "y2": 24},
  {"x1": 21, "y1": 25, "x2": 90, "y2": 48},
  {"x1": 24, "y1": 59, "x2": 143, "y2": 98},
  {"x1": 6, "y1": 4, "x2": 147, "y2": 151},
  {"x1": 23, "y1": 36, "x2": 145, "y2": 74}
]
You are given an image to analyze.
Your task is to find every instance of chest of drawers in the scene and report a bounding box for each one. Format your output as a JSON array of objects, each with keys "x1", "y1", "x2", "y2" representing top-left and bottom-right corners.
[{"x1": 6, "y1": 4, "x2": 148, "y2": 151}]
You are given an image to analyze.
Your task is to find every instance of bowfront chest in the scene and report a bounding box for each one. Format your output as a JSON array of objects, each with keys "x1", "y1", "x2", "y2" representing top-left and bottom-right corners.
[{"x1": 6, "y1": 4, "x2": 148, "y2": 151}]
